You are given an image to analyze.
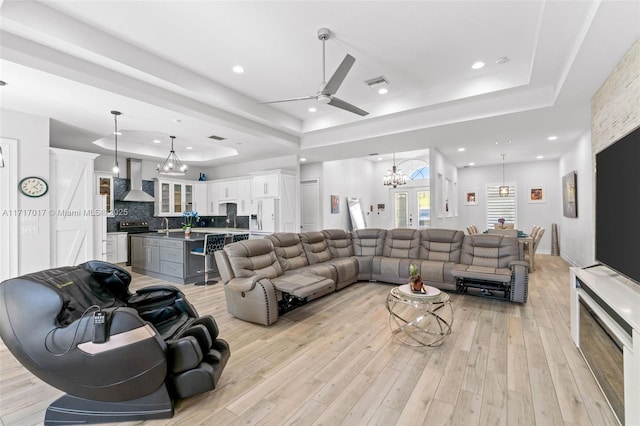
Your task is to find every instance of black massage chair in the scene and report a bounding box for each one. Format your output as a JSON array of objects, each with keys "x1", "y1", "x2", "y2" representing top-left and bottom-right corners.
[{"x1": 0, "y1": 260, "x2": 230, "y2": 425}]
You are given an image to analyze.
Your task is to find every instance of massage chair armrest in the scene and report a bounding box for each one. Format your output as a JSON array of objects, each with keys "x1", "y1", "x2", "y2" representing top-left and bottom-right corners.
[
  {"x1": 167, "y1": 335, "x2": 203, "y2": 373},
  {"x1": 509, "y1": 260, "x2": 530, "y2": 271},
  {"x1": 43, "y1": 307, "x2": 168, "y2": 401},
  {"x1": 226, "y1": 275, "x2": 269, "y2": 292}
]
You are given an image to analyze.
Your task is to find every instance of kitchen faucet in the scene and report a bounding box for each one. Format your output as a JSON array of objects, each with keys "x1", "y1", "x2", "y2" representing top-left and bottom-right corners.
[{"x1": 162, "y1": 217, "x2": 169, "y2": 234}]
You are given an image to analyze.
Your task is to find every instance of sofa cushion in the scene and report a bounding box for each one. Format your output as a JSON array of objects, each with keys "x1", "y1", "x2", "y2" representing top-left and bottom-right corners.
[
  {"x1": 451, "y1": 265, "x2": 512, "y2": 283},
  {"x1": 419, "y1": 229, "x2": 464, "y2": 262},
  {"x1": 299, "y1": 232, "x2": 332, "y2": 264},
  {"x1": 289, "y1": 263, "x2": 337, "y2": 283},
  {"x1": 322, "y1": 229, "x2": 354, "y2": 258},
  {"x1": 417, "y1": 259, "x2": 457, "y2": 285},
  {"x1": 352, "y1": 229, "x2": 386, "y2": 256},
  {"x1": 265, "y1": 233, "x2": 309, "y2": 271},
  {"x1": 271, "y1": 273, "x2": 336, "y2": 300},
  {"x1": 383, "y1": 228, "x2": 420, "y2": 258},
  {"x1": 326, "y1": 257, "x2": 359, "y2": 290},
  {"x1": 459, "y1": 234, "x2": 518, "y2": 268},
  {"x1": 222, "y1": 239, "x2": 282, "y2": 279}
]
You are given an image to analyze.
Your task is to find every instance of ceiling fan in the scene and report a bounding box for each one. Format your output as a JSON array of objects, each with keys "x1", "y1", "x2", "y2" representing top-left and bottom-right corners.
[{"x1": 261, "y1": 28, "x2": 369, "y2": 116}]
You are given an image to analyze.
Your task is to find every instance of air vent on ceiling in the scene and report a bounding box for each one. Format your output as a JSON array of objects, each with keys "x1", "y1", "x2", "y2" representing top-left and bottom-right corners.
[
  {"x1": 364, "y1": 76, "x2": 389, "y2": 87},
  {"x1": 208, "y1": 134, "x2": 226, "y2": 141}
]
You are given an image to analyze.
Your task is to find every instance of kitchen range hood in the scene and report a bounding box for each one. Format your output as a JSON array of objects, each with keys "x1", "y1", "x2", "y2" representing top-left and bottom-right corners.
[{"x1": 121, "y1": 158, "x2": 155, "y2": 202}]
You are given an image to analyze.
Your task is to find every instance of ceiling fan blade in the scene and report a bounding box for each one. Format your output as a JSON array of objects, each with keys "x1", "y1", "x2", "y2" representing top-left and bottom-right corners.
[
  {"x1": 328, "y1": 96, "x2": 369, "y2": 116},
  {"x1": 321, "y1": 54, "x2": 356, "y2": 96},
  {"x1": 260, "y1": 95, "x2": 316, "y2": 104}
]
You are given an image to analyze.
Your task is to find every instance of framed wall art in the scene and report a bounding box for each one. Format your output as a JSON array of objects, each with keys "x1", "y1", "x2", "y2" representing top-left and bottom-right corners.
[
  {"x1": 464, "y1": 190, "x2": 478, "y2": 206},
  {"x1": 528, "y1": 186, "x2": 545, "y2": 203}
]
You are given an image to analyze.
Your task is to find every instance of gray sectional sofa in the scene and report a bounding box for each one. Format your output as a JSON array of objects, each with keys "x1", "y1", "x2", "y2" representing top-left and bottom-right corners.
[{"x1": 214, "y1": 228, "x2": 529, "y2": 325}]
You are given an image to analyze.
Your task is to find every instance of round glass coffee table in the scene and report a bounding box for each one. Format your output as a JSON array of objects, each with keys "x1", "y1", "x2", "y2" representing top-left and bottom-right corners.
[{"x1": 385, "y1": 284, "x2": 454, "y2": 347}]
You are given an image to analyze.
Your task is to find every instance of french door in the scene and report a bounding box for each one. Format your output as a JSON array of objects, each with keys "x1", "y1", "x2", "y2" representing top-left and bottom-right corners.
[{"x1": 393, "y1": 186, "x2": 430, "y2": 229}]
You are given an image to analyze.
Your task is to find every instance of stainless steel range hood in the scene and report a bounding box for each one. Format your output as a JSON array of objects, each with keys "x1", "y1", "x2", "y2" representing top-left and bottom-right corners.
[{"x1": 121, "y1": 158, "x2": 155, "y2": 202}]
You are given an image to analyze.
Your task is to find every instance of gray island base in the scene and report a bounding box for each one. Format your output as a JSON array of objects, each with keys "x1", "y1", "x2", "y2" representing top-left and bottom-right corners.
[{"x1": 131, "y1": 233, "x2": 213, "y2": 285}]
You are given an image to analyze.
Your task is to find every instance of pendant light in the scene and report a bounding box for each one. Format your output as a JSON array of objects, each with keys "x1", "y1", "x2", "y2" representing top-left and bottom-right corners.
[
  {"x1": 157, "y1": 136, "x2": 187, "y2": 176},
  {"x1": 383, "y1": 153, "x2": 407, "y2": 188},
  {"x1": 111, "y1": 110, "x2": 121, "y2": 176},
  {"x1": 499, "y1": 153, "x2": 509, "y2": 197}
]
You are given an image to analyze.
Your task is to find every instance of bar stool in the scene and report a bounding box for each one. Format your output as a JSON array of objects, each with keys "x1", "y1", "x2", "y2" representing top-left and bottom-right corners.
[
  {"x1": 232, "y1": 233, "x2": 249, "y2": 243},
  {"x1": 191, "y1": 234, "x2": 226, "y2": 286}
]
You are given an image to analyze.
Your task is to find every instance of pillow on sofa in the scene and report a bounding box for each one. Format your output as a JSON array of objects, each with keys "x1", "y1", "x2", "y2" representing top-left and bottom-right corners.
[{"x1": 299, "y1": 232, "x2": 332, "y2": 265}]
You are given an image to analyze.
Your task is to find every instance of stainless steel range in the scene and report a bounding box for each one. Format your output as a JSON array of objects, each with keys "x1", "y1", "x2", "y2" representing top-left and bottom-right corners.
[{"x1": 118, "y1": 221, "x2": 150, "y2": 266}]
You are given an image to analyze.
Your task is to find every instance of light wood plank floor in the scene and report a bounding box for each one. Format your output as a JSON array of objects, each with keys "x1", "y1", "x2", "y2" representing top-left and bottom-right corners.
[{"x1": 0, "y1": 255, "x2": 619, "y2": 426}]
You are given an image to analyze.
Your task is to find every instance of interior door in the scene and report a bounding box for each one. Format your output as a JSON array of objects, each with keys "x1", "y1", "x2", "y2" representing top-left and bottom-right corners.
[
  {"x1": 393, "y1": 186, "x2": 430, "y2": 229},
  {"x1": 300, "y1": 179, "x2": 319, "y2": 232},
  {"x1": 0, "y1": 138, "x2": 18, "y2": 280}
]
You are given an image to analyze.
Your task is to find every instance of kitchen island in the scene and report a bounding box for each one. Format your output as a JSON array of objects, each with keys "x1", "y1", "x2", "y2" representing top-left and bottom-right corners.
[{"x1": 130, "y1": 232, "x2": 207, "y2": 285}]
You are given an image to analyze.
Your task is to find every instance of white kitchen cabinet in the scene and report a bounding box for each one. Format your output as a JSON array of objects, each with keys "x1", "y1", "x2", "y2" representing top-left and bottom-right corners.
[
  {"x1": 206, "y1": 181, "x2": 220, "y2": 215},
  {"x1": 154, "y1": 178, "x2": 194, "y2": 216},
  {"x1": 95, "y1": 172, "x2": 114, "y2": 216},
  {"x1": 106, "y1": 232, "x2": 127, "y2": 263},
  {"x1": 236, "y1": 178, "x2": 251, "y2": 215},
  {"x1": 193, "y1": 182, "x2": 207, "y2": 214},
  {"x1": 218, "y1": 180, "x2": 237, "y2": 201},
  {"x1": 252, "y1": 173, "x2": 279, "y2": 198}
]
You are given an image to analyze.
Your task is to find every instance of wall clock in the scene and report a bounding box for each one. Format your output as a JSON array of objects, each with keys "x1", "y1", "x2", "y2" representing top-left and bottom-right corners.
[{"x1": 19, "y1": 176, "x2": 49, "y2": 197}]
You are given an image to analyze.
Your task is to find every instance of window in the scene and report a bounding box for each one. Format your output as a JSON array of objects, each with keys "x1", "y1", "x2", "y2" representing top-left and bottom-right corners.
[
  {"x1": 394, "y1": 192, "x2": 408, "y2": 227},
  {"x1": 486, "y1": 183, "x2": 516, "y2": 229}
]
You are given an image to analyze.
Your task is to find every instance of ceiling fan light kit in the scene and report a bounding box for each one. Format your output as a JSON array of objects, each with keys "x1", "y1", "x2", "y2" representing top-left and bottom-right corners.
[{"x1": 261, "y1": 27, "x2": 369, "y2": 116}]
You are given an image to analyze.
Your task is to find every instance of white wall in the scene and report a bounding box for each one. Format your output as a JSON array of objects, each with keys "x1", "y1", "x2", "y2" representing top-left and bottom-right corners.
[
  {"x1": 430, "y1": 148, "x2": 459, "y2": 230},
  {"x1": 320, "y1": 158, "x2": 375, "y2": 230},
  {"x1": 458, "y1": 159, "x2": 561, "y2": 254},
  {"x1": 558, "y1": 131, "x2": 594, "y2": 267},
  {"x1": 1, "y1": 109, "x2": 52, "y2": 274},
  {"x1": 205, "y1": 154, "x2": 298, "y2": 180}
]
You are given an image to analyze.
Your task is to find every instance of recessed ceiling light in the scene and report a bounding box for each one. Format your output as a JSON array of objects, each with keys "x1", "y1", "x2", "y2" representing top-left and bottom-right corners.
[
  {"x1": 300, "y1": 157, "x2": 307, "y2": 162},
  {"x1": 308, "y1": 107, "x2": 317, "y2": 112},
  {"x1": 153, "y1": 139, "x2": 161, "y2": 144},
  {"x1": 458, "y1": 148, "x2": 465, "y2": 152},
  {"x1": 186, "y1": 146, "x2": 193, "y2": 150},
  {"x1": 469, "y1": 162, "x2": 475, "y2": 166},
  {"x1": 536, "y1": 155, "x2": 544, "y2": 159},
  {"x1": 378, "y1": 157, "x2": 383, "y2": 161},
  {"x1": 547, "y1": 135, "x2": 558, "y2": 141},
  {"x1": 232, "y1": 65, "x2": 244, "y2": 74},
  {"x1": 471, "y1": 61, "x2": 485, "y2": 70},
  {"x1": 378, "y1": 87, "x2": 388, "y2": 95}
]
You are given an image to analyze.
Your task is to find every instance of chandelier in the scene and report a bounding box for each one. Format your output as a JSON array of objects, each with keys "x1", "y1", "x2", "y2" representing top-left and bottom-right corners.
[
  {"x1": 499, "y1": 153, "x2": 509, "y2": 197},
  {"x1": 383, "y1": 153, "x2": 407, "y2": 188},
  {"x1": 111, "y1": 111, "x2": 121, "y2": 176},
  {"x1": 157, "y1": 136, "x2": 187, "y2": 176}
]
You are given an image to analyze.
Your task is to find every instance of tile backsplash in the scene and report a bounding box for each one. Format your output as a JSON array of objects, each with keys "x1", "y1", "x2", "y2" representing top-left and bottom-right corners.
[{"x1": 106, "y1": 178, "x2": 248, "y2": 232}]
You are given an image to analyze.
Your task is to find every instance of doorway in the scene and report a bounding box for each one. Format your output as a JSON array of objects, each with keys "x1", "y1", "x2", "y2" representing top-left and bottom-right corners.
[
  {"x1": 300, "y1": 179, "x2": 320, "y2": 232},
  {"x1": 392, "y1": 186, "x2": 430, "y2": 229}
]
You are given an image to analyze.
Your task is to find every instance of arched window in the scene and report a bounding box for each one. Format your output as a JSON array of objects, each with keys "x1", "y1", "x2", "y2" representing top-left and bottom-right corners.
[{"x1": 398, "y1": 158, "x2": 429, "y2": 181}]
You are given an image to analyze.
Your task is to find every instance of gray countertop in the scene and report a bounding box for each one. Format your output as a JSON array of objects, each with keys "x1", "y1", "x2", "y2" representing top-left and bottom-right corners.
[{"x1": 132, "y1": 232, "x2": 205, "y2": 242}]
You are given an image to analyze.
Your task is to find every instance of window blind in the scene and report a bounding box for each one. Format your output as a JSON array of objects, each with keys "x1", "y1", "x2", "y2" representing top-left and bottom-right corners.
[{"x1": 486, "y1": 183, "x2": 517, "y2": 229}]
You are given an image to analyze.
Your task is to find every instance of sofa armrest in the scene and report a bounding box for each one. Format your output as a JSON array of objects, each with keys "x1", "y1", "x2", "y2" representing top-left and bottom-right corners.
[
  {"x1": 509, "y1": 261, "x2": 529, "y2": 303},
  {"x1": 226, "y1": 275, "x2": 267, "y2": 292}
]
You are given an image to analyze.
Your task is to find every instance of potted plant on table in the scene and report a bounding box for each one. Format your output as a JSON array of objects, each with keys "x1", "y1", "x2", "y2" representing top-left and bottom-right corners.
[
  {"x1": 496, "y1": 217, "x2": 506, "y2": 229},
  {"x1": 182, "y1": 211, "x2": 198, "y2": 237},
  {"x1": 409, "y1": 263, "x2": 424, "y2": 293}
]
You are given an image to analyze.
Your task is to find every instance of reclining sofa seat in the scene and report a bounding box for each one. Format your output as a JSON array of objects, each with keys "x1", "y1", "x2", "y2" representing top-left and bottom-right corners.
[
  {"x1": 451, "y1": 234, "x2": 529, "y2": 302},
  {"x1": 371, "y1": 228, "x2": 421, "y2": 284},
  {"x1": 0, "y1": 261, "x2": 230, "y2": 425},
  {"x1": 417, "y1": 228, "x2": 464, "y2": 291},
  {"x1": 299, "y1": 230, "x2": 359, "y2": 289}
]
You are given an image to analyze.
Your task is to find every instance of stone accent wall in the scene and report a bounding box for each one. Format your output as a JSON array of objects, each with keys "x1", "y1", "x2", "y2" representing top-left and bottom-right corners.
[{"x1": 591, "y1": 38, "x2": 640, "y2": 153}]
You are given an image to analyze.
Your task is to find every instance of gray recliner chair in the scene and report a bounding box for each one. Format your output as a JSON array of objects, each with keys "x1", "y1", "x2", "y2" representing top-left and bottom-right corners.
[{"x1": 0, "y1": 260, "x2": 230, "y2": 425}]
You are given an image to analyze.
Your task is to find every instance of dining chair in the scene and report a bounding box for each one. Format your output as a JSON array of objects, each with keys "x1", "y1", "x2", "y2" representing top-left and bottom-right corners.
[
  {"x1": 466, "y1": 225, "x2": 479, "y2": 235},
  {"x1": 191, "y1": 234, "x2": 226, "y2": 286}
]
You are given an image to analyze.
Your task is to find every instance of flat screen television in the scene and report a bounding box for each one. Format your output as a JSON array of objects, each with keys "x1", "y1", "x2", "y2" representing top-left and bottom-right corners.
[{"x1": 595, "y1": 124, "x2": 640, "y2": 285}]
